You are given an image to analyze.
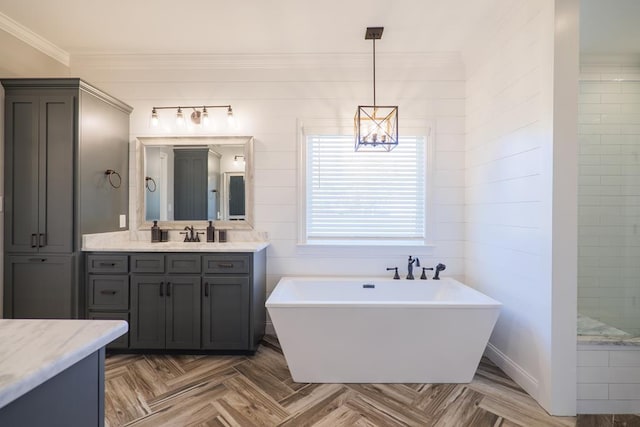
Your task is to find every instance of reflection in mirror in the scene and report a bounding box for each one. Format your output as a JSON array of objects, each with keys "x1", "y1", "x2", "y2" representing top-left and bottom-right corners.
[{"x1": 137, "y1": 136, "x2": 253, "y2": 230}]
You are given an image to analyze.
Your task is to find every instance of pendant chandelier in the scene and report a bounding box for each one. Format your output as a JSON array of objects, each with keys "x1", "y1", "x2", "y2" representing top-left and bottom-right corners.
[{"x1": 354, "y1": 26, "x2": 398, "y2": 152}]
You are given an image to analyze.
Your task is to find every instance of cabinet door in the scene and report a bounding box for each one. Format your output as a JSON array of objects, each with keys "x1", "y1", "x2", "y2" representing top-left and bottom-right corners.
[
  {"x1": 4, "y1": 94, "x2": 74, "y2": 253},
  {"x1": 202, "y1": 276, "x2": 250, "y2": 350},
  {"x1": 165, "y1": 276, "x2": 201, "y2": 349},
  {"x1": 4, "y1": 95, "x2": 39, "y2": 253},
  {"x1": 38, "y1": 95, "x2": 74, "y2": 253},
  {"x1": 130, "y1": 275, "x2": 165, "y2": 349},
  {"x1": 5, "y1": 254, "x2": 74, "y2": 318}
]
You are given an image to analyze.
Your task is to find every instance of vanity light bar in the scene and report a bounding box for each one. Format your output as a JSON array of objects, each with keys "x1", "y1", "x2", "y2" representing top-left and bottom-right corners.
[{"x1": 150, "y1": 105, "x2": 234, "y2": 127}]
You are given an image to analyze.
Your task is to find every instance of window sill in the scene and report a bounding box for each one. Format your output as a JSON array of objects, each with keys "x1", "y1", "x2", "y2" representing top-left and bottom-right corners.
[{"x1": 298, "y1": 240, "x2": 435, "y2": 248}]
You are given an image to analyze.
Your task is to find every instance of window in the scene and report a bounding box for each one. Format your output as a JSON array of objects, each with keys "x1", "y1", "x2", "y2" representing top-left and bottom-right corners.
[{"x1": 301, "y1": 135, "x2": 427, "y2": 244}]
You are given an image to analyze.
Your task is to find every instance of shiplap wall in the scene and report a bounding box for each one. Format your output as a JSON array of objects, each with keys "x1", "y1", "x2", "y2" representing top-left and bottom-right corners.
[
  {"x1": 464, "y1": 0, "x2": 578, "y2": 416},
  {"x1": 71, "y1": 52, "x2": 467, "y2": 313}
]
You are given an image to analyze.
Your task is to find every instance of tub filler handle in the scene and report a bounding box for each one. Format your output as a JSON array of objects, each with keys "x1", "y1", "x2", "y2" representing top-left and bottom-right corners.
[
  {"x1": 420, "y1": 267, "x2": 434, "y2": 280},
  {"x1": 386, "y1": 267, "x2": 400, "y2": 280}
]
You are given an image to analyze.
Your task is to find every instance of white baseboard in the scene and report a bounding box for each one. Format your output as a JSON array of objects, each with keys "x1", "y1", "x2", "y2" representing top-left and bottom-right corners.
[{"x1": 484, "y1": 342, "x2": 539, "y2": 401}]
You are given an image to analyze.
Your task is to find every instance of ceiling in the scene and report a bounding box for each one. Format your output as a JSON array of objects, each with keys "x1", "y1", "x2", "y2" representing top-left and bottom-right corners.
[
  {"x1": 0, "y1": 0, "x2": 498, "y2": 56},
  {"x1": 0, "y1": 1, "x2": 637, "y2": 61}
]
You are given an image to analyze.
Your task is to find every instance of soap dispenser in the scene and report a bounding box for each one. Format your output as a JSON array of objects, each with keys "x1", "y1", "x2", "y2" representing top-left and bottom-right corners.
[
  {"x1": 151, "y1": 220, "x2": 160, "y2": 243},
  {"x1": 206, "y1": 220, "x2": 215, "y2": 242}
]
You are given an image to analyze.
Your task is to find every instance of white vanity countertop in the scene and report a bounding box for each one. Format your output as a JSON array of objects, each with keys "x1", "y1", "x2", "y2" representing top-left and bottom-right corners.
[
  {"x1": 0, "y1": 319, "x2": 127, "y2": 409},
  {"x1": 82, "y1": 241, "x2": 270, "y2": 252}
]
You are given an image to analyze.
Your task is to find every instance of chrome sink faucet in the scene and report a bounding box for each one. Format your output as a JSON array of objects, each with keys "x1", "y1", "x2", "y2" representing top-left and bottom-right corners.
[{"x1": 407, "y1": 256, "x2": 420, "y2": 280}]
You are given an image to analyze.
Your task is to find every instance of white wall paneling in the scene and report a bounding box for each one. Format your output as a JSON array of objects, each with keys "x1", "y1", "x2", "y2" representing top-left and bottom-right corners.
[
  {"x1": 71, "y1": 51, "x2": 467, "y2": 335},
  {"x1": 464, "y1": 0, "x2": 578, "y2": 416}
]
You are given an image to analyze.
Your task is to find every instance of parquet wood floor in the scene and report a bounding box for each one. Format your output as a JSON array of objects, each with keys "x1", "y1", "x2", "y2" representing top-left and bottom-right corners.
[{"x1": 103, "y1": 336, "x2": 598, "y2": 426}]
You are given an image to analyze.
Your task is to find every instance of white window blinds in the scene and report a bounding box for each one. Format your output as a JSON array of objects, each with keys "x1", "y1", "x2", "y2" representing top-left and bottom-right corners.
[{"x1": 305, "y1": 135, "x2": 426, "y2": 241}]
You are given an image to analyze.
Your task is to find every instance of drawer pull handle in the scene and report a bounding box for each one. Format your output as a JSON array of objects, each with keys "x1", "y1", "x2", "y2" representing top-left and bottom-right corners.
[
  {"x1": 204, "y1": 283, "x2": 209, "y2": 297},
  {"x1": 100, "y1": 290, "x2": 117, "y2": 295},
  {"x1": 217, "y1": 263, "x2": 234, "y2": 268},
  {"x1": 28, "y1": 258, "x2": 47, "y2": 262},
  {"x1": 38, "y1": 233, "x2": 46, "y2": 248},
  {"x1": 31, "y1": 234, "x2": 37, "y2": 248},
  {"x1": 167, "y1": 282, "x2": 171, "y2": 297},
  {"x1": 99, "y1": 262, "x2": 117, "y2": 267},
  {"x1": 160, "y1": 282, "x2": 164, "y2": 297}
]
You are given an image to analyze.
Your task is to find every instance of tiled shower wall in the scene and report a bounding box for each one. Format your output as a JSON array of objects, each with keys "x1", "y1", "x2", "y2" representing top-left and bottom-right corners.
[{"x1": 578, "y1": 58, "x2": 640, "y2": 337}]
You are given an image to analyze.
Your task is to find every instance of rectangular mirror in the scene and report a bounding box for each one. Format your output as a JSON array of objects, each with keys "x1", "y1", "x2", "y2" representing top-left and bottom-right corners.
[{"x1": 136, "y1": 136, "x2": 254, "y2": 230}]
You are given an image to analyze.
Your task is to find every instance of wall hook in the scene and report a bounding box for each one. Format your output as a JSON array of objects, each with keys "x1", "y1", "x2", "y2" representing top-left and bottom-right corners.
[
  {"x1": 105, "y1": 169, "x2": 122, "y2": 188},
  {"x1": 145, "y1": 176, "x2": 157, "y2": 192}
]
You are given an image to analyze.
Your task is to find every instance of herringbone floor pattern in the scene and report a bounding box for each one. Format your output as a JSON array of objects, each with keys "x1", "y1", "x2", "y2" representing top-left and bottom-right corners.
[{"x1": 105, "y1": 336, "x2": 581, "y2": 426}]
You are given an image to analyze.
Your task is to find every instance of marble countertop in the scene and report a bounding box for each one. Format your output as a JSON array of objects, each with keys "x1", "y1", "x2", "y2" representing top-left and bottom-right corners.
[
  {"x1": 82, "y1": 240, "x2": 270, "y2": 252},
  {"x1": 0, "y1": 319, "x2": 127, "y2": 409},
  {"x1": 81, "y1": 230, "x2": 269, "y2": 253}
]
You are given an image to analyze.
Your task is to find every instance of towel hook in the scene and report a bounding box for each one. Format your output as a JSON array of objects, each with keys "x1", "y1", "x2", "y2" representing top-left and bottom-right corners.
[{"x1": 105, "y1": 169, "x2": 122, "y2": 189}]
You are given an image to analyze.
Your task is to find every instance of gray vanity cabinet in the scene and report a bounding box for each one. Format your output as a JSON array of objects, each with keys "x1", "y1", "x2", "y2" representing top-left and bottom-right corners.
[
  {"x1": 129, "y1": 253, "x2": 202, "y2": 349},
  {"x1": 87, "y1": 254, "x2": 130, "y2": 349},
  {"x1": 130, "y1": 274, "x2": 201, "y2": 349},
  {"x1": 2, "y1": 79, "x2": 132, "y2": 319},
  {"x1": 202, "y1": 276, "x2": 250, "y2": 350},
  {"x1": 6, "y1": 255, "x2": 74, "y2": 319},
  {"x1": 85, "y1": 249, "x2": 266, "y2": 352}
]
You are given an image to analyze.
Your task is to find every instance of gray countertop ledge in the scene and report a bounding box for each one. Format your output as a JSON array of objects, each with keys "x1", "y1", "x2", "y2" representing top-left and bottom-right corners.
[{"x1": 0, "y1": 319, "x2": 128, "y2": 409}]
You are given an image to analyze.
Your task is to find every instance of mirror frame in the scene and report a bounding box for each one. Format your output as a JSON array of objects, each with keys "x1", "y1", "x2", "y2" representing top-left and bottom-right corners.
[{"x1": 136, "y1": 135, "x2": 254, "y2": 230}]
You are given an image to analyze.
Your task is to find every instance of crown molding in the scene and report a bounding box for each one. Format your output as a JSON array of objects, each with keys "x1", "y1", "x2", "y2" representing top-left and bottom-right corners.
[
  {"x1": 71, "y1": 52, "x2": 463, "y2": 71},
  {"x1": 0, "y1": 12, "x2": 69, "y2": 66}
]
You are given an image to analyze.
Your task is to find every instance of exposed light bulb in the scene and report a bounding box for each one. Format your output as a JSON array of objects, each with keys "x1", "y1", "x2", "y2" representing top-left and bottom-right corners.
[
  {"x1": 202, "y1": 107, "x2": 210, "y2": 127},
  {"x1": 176, "y1": 107, "x2": 185, "y2": 127},
  {"x1": 227, "y1": 106, "x2": 235, "y2": 127},
  {"x1": 151, "y1": 108, "x2": 159, "y2": 127}
]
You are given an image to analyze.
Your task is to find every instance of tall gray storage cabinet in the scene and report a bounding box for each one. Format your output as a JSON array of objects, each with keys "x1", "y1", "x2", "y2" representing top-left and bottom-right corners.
[{"x1": 2, "y1": 79, "x2": 132, "y2": 319}]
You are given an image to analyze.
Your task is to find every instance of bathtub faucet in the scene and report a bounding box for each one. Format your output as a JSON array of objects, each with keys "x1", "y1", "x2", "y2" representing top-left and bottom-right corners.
[
  {"x1": 407, "y1": 256, "x2": 420, "y2": 280},
  {"x1": 433, "y1": 263, "x2": 446, "y2": 280}
]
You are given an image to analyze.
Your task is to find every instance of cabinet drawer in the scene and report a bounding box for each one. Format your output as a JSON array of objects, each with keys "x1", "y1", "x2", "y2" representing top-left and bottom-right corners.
[
  {"x1": 87, "y1": 255, "x2": 128, "y2": 273},
  {"x1": 130, "y1": 254, "x2": 165, "y2": 273},
  {"x1": 87, "y1": 311, "x2": 129, "y2": 349},
  {"x1": 202, "y1": 254, "x2": 250, "y2": 274},
  {"x1": 88, "y1": 275, "x2": 129, "y2": 310},
  {"x1": 167, "y1": 254, "x2": 201, "y2": 274}
]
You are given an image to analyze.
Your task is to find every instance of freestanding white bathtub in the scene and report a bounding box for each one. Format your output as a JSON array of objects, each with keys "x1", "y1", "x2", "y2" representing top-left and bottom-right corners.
[{"x1": 266, "y1": 276, "x2": 501, "y2": 383}]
